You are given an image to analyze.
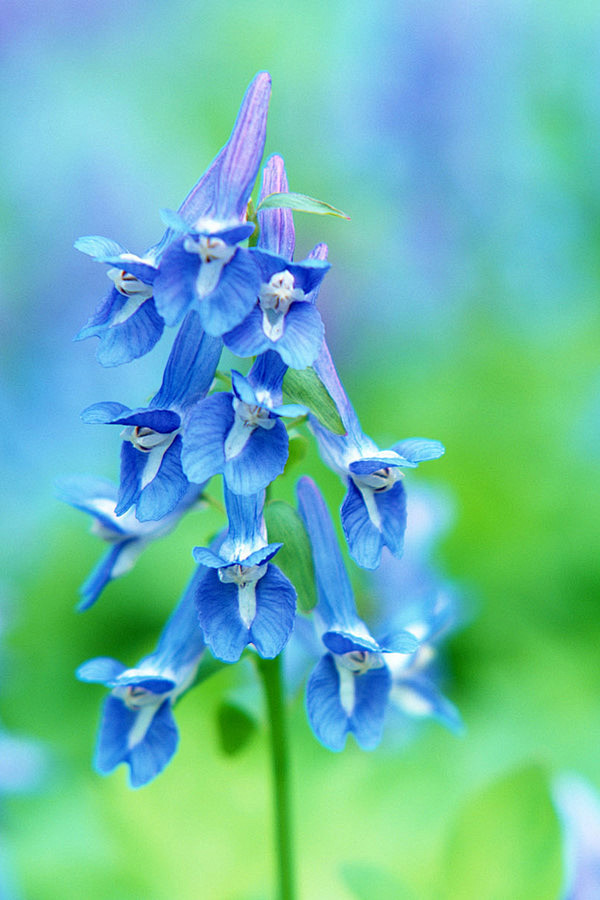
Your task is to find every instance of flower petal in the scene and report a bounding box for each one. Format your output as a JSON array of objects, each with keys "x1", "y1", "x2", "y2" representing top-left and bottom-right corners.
[
  {"x1": 198, "y1": 248, "x2": 260, "y2": 336},
  {"x1": 224, "y1": 417, "x2": 288, "y2": 494},
  {"x1": 181, "y1": 392, "x2": 232, "y2": 485}
]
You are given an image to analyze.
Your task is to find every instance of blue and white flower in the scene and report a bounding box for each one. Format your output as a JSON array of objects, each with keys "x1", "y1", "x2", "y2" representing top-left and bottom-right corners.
[
  {"x1": 223, "y1": 154, "x2": 330, "y2": 369},
  {"x1": 153, "y1": 72, "x2": 271, "y2": 335},
  {"x1": 310, "y1": 341, "x2": 445, "y2": 569},
  {"x1": 181, "y1": 350, "x2": 304, "y2": 495},
  {"x1": 553, "y1": 773, "x2": 600, "y2": 900},
  {"x1": 57, "y1": 475, "x2": 202, "y2": 610},
  {"x1": 81, "y1": 310, "x2": 222, "y2": 522},
  {"x1": 297, "y1": 476, "x2": 418, "y2": 751},
  {"x1": 193, "y1": 486, "x2": 296, "y2": 663},
  {"x1": 77, "y1": 568, "x2": 206, "y2": 788}
]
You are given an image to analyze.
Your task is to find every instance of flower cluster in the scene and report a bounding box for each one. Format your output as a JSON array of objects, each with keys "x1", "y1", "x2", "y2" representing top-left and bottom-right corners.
[{"x1": 67, "y1": 72, "x2": 458, "y2": 786}]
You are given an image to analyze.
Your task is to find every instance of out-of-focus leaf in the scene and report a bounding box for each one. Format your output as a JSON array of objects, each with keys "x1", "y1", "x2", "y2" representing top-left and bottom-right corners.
[
  {"x1": 216, "y1": 702, "x2": 257, "y2": 756},
  {"x1": 256, "y1": 191, "x2": 350, "y2": 220},
  {"x1": 282, "y1": 367, "x2": 345, "y2": 435},
  {"x1": 442, "y1": 765, "x2": 562, "y2": 900},
  {"x1": 283, "y1": 433, "x2": 309, "y2": 474},
  {"x1": 341, "y1": 862, "x2": 413, "y2": 899},
  {"x1": 264, "y1": 500, "x2": 316, "y2": 612}
]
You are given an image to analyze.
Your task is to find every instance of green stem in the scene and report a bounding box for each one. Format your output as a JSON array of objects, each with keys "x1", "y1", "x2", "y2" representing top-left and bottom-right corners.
[{"x1": 256, "y1": 655, "x2": 296, "y2": 900}]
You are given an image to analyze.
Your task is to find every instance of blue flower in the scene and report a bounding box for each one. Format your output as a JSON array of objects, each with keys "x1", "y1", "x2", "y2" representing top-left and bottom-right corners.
[
  {"x1": 77, "y1": 568, "x2": 206, "y2": 788},
  {"x1": 223, "y1": 154, "x2": 330, "y2": 369},
  {"x1": 81, "y1": 310, "x2": 221, "y2": 522},
  {"x1": 297, "y1": 477, "x2": 418, "y2": 751},
  {"x1": 181, "y1": 350, "x2": 304, "y2": 495},
  {"x1": 309, "y1": 341, "x2": 445, "y2": 569},
  {"x1": 553, "y1": 773, "x2": 600, "y2": 900},
  {"x1": 193, "y1": 486, "x2": 296, "y2": 663},
  {"x1": 57, "y1": 474, "x2": 201, "y2": 610},
  {"x1": 153, "y1": 72, "x2": 271, "y2": 335}
]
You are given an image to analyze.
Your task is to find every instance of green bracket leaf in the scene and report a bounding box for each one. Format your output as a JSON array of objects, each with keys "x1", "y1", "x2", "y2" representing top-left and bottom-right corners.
[
  {"x1": 216, "y1": 702, "x2": 257, "y2": 756},
  {"x1": 282, "y1": 367, "x2": 346, "y2": 435},
  {"x1": 256, "y1": 191, "x2": 350, "y2": 220},
  {"x1": 264, "y1": 500, "x2": 317, "y2": 612}
]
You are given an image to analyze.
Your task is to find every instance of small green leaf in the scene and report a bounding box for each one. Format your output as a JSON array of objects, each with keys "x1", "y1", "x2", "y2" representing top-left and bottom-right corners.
[
  {"x1": 282, "y1": 367, "x2": 346, "y2": 435},
  {"x1": 284, "y1": 433, "x2": 309, "y2": 474},
  {"x1": 442, "y1": 765, "x2": 563, "y2": 900},
  {"x1": 341, "y1": 863, "x2": 413, "y2": 900},
  {"x1": 216, "y1": 702, "x2": 257, "y2": 755},
  {"x1": 256, "y1": 191, "x2": 350, "y2": 220},
  {"x1": 264, "y1": 500, "x2": 316, "y2": 612},
  {"x1": 212, "y1": 370, "x2": 232, "y2": 391}
]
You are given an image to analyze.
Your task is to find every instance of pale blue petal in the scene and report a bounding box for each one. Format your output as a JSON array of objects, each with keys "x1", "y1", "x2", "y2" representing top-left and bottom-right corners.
[
  {"x1": 296, "y1": 477, "x2": 356, "y2": 630},
  {"x1": 274, "y1": 301, "x2": 324, "y2": 369},
  {"x1": 220, "y1": 487, "x2": 266, "y2": 559},
  {"x1": 257, "y1": 154, "x2": 295, "y2": 258},
  {"x1": 75, "y1": 235, "x2": 128, "y2": 259},
  {"x1": 223, "y1": 306, "x2": 270, "y2": 359},
  {"x1": 249, "y1": 565, "x2": 296, "y2": 658},
  {"x1": 76, "y1": 657, "x2": 126, "y2": 684},
  {"x1": 135, "y1": 437, "x2": 188, "y2": 522},
  {"x1": 393, "y1": 438, "x2": 445, "y2": 463},
  {"x1": 127, "y1": 701, "x2": 179, "y2": 788},
  {"x1": 153, "y1": 238, "x2": 198, "y2": 327},
  {"x1": 151, "y1": 310, "x2": 222, "y2": 410},
  {"x1": 224, "y1": 417, "x2": 288, "y2": 494},
  {"x1": 195, "y1": 569, "x2": 250, "y2": 663},
  {"x1": 95, "y1": 299, "x2": 164, "y2": 367},
  {"x1": 350, "y1": 665, "x2": 392, "y2": 750},
  {"x1": 306, "y1": 654, "x2": 349, "y2": 752},
  {"x1": 341, "y1": 480, "x2": 384, "y2": 570},
  {"x1": 180, "y1": 392, "x2": 232, "y2": 485},
  {"x1": 192, "y1": 547, "x2": 227, "y2": 568},
  {"x1": 81, "y1": 401, "x2": 131, "y2": 424},
  {"x1": 199, "y1": 248, "x2": 260, "y2": 336}
]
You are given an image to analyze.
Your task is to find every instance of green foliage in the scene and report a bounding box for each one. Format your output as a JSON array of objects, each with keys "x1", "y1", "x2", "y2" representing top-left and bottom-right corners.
[
  {"x1": 216, "y1": 702, "x2": 258, "y2": 755},
  {"x1": 264, "y1": 500, "x2": 316, "y2": 612},
  {"x1": 282, "y1": 367, "x2": 346, "y2": 435},
  {"x1": 442, "y1": 765, "x2": 563, "y2": 900},
  {"x1": 256, "y1": 191, "x2": 350, "y2": 219},
  {"x1": 341, "y1": 862, "x2": 413, "y2": 899}
]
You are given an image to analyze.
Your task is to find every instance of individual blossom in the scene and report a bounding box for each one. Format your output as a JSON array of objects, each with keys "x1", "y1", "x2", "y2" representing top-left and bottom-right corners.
[
  {"x1": 81, "y1": 310, "x2": 221, "y2": 522},
  {"x1": 153, "y1": 72, "x2": 271, "y2": 336},
  {"x1": 193, "y1": 486, "x2": 296, "y2": 663},
  {"x1": 296, "y1": 476, "x2": 419, "y2": 751},
  {"x1": 57, "y1": 475, "x2": 202, "y2": 610},
  {"x1": 181, "y1": 350, "x2": 305, "y2": 495},
  {"x1": 309, "y1": 341, "x2": 445, "y2": 569},
  {"x1": 223, "y1": 154, "x2": 330, "y2": 369},
  {"x1": 77, "y1": 568, "x2": 206, "y2": 788},
  {"x1": 553, "y1": 773, "x2": 600, "y2": 900}
]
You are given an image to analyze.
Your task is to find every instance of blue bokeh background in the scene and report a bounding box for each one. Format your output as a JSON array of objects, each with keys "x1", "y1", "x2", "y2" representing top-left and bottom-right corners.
[{"x1": 1, "y1": 1, "x2": 599, "y2": 897}]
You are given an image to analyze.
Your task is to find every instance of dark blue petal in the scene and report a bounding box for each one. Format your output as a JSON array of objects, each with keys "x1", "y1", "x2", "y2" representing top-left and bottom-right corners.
[
  {"x1": 248, "y1": 351, "x2": 287, "y2": 399},
  {"x1": 115, "y1": 442, "x2": 145, "y2": 515},
  {"x1": 177, "y1": 72, "x2": 271, "y2": 225},
  {"x1": 220, "y1": 487, "x2": 266, "y2": 559},
  {"x1": 322, "y1": 631, "x2": 382, "y2": 655},
  {"x1": 257, "y1": 154, "x2": 295, "y2": 259},
  {"x1": 136, "y1": 436, "x2": 189, "y2": 522},
  {"x1": 76, "y1": 657, "x2": 126, "y2": 684},
  {"x1": 151, "y1": 310, "x2": 222, "y2": 410},
  {"x1": 76, "y1": 287, "x2": 123, "y2": 336},
  {"x1": 349, "y1": 455, "x2": 414, "y2": 476},
  {"x1": 112, "y1": 673, "x2": 175, "y2": 693},
  {"x1": 81, "y1": 401, "x2": 131, "y2": 424},
  {"x1": 230, "y1": 369, "x2": 257, "y2": 405},
  {"x1": 153, "y1": 238, "x2": 199, "y2": 327},
  {"x1": 104, "y1": 258, "x2": 157, "y2": 282},
  {"x1": 350, "y1": 665, "x2": 392, "y2": 750},
  {"x1": 79, "y1": 542, "x2": 136, "y2": 611},
  {"x1": 341, "y1": 480, "x2": 384, "y2": 570},
  {"x1": 95, "y1": 696, "x2": 138, "y2": 774},
  {"x1": 195, "y1": 569, "x2": 250, "y2": 663},
  {"x1": 249, "y1": 564, "x2": 296, "y2": 658},
  {"x1": 393, "y1": 438, "x2": 445, "y2": 463},
  {"x1": 180, "y1": 392, "x2": 232, "y2": 485},
  {"x1": 95, "y1": 299, "x2": 164, "y2": 367},
  {"x1": 213, "y1": 223, "x2": 255, "y2": 245},
  {"x1": 224, "y1": 417, "x2": 288, "y2": 494},
  {"x1": 377, "y1": 481, "x2": 407, "y2": 559},
  {"x1": 297, "y1": 477, "x2": 356, "y2": 630},
  {"x1": 223, "y1": 306, "x2": 270, "y2": 359},
  {"x1": 273, "y1": 301, "x2": 324, "y2": 369},
  {"x1": 127, "y1": 701, "x2": 179, "y2": 788},
  {"x1": 241, "y1": 543, "x2": 282, "y2": 568},
  {"x1": 192, "y1": 547, "x2": 228, "y2": 568},
  {"x1": 306, "y1": 654, "x2": 349, "y2": 751},
  {"x1": 112, "y1": 409, "x2": 181, "y2": 432},
  {"x1": 199, "y1": 248, "x2": 260, "y2": 336}
]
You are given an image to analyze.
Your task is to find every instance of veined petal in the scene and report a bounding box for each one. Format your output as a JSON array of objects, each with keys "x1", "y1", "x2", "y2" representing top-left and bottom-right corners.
[
  {"x1": 115, "y1": 442, "x2": 145, "y2": 515},
  {"x1": 112, "y1": 409, "x2": 181, "y2": 433},
  {"x1": 297, "y1": 477, "x2": 356, "y2": 629},
  {"x1": 150, "y1": 310, "x2": 222, "y2": 411},
  {"x1": 306, "y1": 654, "x2": 350, "y2": 752},
  {"x1": 322, "y1": 630, "x2": 383, "y2": 656},
  {"x1": 393, "y1": 438, "x2": 445, "y2": 464},
  {"x1": 198, "y1": 248, "x2": 260, "y2": 336},
  {"x1": 135, "y1": 436, "x2": 188, "y2": 522},
  {"x1": 195, "y1": 569, "x2": 251, "y2": 663},
  {"x1": 177, "y1": 72, "x2": 271, "y2": 226},
  {"x1": 81, "y1": 401, "x2": 131, "y2": 425},
  {"x1": 377, "y1": 481, "x2": 408, "y2": 559},
  {"x1": 223, "y1": 306, "x2": 271, "y2": 359},
  {"x1": 180, "y1": 392, "x2": 232, "y2": 485},
  {"x1": 127, "y1": 701, "x2": 179, "y2": 788},
  {"x1": 153, "y1": 238, "x2": 199, "y2": 327},
  {"x1": 249, "y1": 565, "x2": 296, "y2": 658},
  {"x1": 75, "y1": 235, "x2": 128, "y2": 260},
  {"x1": 348, "y1": 454, "x2": 414, "y2": 476},
  {"x1": 224, "y1": 417, "x2": 288, "y2": 494},
  {"x1": 349, "y1": 664, "x2": 392, "y2": 750},
  {"x1": 77, "y1": 657, "x2": 126, "y2": 684},
  {"x1": 96, "y1": 298, "x2": 164, "y2": 367},
  {"x1": 219, "y1": 487, "x2": 266, "y2": 560},
  {"x1": 257, "y1": 154, "x2": 295, "y2": 259},
  {"x1": 273, "y1": 301, "x2": 324, "y2": 369}
]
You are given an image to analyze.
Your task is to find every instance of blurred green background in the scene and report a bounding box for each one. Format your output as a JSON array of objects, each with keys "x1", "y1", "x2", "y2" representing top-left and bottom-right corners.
[{"x1": 1, "y1": 1, "x2": 600, "y2": 897}]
